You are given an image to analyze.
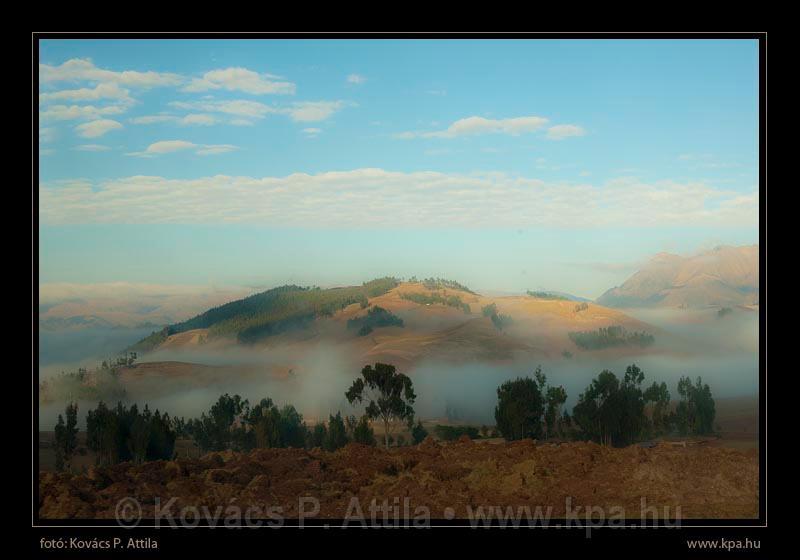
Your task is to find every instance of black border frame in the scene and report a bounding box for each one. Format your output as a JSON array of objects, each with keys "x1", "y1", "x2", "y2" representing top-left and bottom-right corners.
[{"x1": 32, "y1": 30, "x2": 768, "y2": 553}]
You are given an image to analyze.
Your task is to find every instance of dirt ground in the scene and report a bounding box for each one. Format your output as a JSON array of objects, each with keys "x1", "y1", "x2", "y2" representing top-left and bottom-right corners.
[{"x1": 38, "y1": 436, "x2": 758, "y2": 521}]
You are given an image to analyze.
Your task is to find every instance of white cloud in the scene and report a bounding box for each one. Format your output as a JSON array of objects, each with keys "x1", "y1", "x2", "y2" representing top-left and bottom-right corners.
[
  {"x1": 546, "y1": 124, "x2": 586, "y2": 140},
  {"x1": 39, "y1": 58, "x2": 182, "y2": 88},
  {"x1": 74, "y1": 119, "x2": 123, "y2": 138},
  {"x1": 169, "y1": 99, "x2": 275, "y2": 119},
  {"x1": 74, "y1": 144, "x2": 111, "y2": 152},
  {"x1": 347, "y1": 73, "x2": 366, "y2": 85},
  {"x1": 302, "y1": 128, "x2": 321, "y2": 138},
  {"x1": 126, "y1": 140, "x2": 196, "y2": 156},
  {"x1": 180, "y1": 113, "x2": 218, "y2": 126},
  {"x1": 130, "y1": 113, "x2": 238, "y2": 127},
  {"x1": 40, "y1": 104, "x2": 128, "y2": 121},
  {"x1": 39, "y1": 169, "x2": 758, "y2": 229},
  {"x1": 183, "y1": 67, "x2": 295, "y2": 95},
  {"x1": 168, "y1": 99, "x2": 345, "y2": 123},
  {"x1": 125, "y1": 140, "x2": 238, "y2": 158},
  {"x1": 39, "y1": 82, "x2": 133, "y2": 104},
  {"x1": 196, "y1": 144, "x2": 238, "y2": 156},
  {"x1": 129, "y1": 115, "x2": 178, "y2": 125},
  {"x1": 398, "y1": 115, "x2": 550, "y2": 139},
  {"x1": 285, "y1": 101, "x2": 345, "y2": 122},
  {"x1": 38, "y1": 61, "x2": 170, "y2": 126},
  {"x1": 39, "y1": 127, "x2": 57, "y2": 143}
]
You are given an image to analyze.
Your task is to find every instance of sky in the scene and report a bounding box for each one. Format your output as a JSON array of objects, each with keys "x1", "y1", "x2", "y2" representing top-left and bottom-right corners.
[{"x1": 38, "y1": 39, "x2": 760, "y2": 298}]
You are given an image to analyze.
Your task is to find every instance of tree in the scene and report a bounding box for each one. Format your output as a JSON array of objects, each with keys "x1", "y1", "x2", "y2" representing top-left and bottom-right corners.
[
  {"x1": 544, "y1": 385, "x2": 568, "y2": 439},
  {"x1": 325, "y1": 412, "x2": 349, "y2": 451},
  {"x1": 434, "y1": 425, "x2": 480, "y2": 441},
  {"x1": 572, "y1": 370, "x2": 621, "y2": 446},
  {"x1": 85, "y1": 402, "x2": 176, "y2": 465},
  {"x1": 572, "y1": 365, "x2": 649, "y2": 447},
  {"x1": 495, "y1": 374, "x2": 545, "y2": 440},
  {"x1": 309, "y1": 423, "x2": 328, "y2": 449},
  {"x1": 643, "y1": 381, "x2": 671, "y2": 435},
  {"x1": 186, "y1": 393, "x2": 248, "y2": 452},
  {"x1": 277, "y1": 405, "x2": 307, "y2": 448},
  {"x1": 345, "y1": 363, "x2": 416, "y2": 449},
  {"x1": 248, "y1": 398, "x2": 281, "y2": 449},
  {"x1": 347, "y1": 306, "x2": 404, "y2": 335},
  {"x1": 352, "y1": 415, "x2": 376, "y2": 446},
  {"x1": 241, "y1": 398, "x2": 308, "y2": 449},
  {"x1": 128, "y1": 413, "x2": 151, "y2": 464},
  {"x1": 481, "y1": 302, "x2": 512, "y2": 331},
  {"x1": 676, "y1": 376, "x2": 716, "y2": 435},
  {"x1": 86, "y1": 401, "x2": 119, "y2": 466},
  {"x1": 617, "y1": 364, "x2": 647, "y2": 446},
  {"x1": 490, "y1": 313, "x2": 513, "y2": 331},
  {"x1": 54, "y1": 402, "x2": 78, "y2": 472},
  {"x1": 411, "y1": 420, "x2": 428, "y2": 444},
  {"x1": 146, "y1": 409, "x2": 176, "y2": 460},
  {"x1": 532, "y1": 367, "x2": 568, "y2": 440}
]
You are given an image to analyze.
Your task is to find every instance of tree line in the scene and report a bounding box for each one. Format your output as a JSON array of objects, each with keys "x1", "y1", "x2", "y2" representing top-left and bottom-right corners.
[
  {"x1": 400, "y1": 291, "x2": 471, "y2": 314},
  {"x1": 482, "y1": 303, "x2": 513, "y2": 331},
  {"x1": 418, "y1": 278, "x2": 475, "y2": 294},
  {"x1": 346, "y1": 306, "x2": 404, "y2": 336},
  {"x1": 568, "y1": 325, "x2": 655, "y2": 350},
  {"x1": 128, "y1": 277, "x2": 400, "y2": 351},
  {"x1": 527, "y1": 291, "x2": 569, "y2": 301},
  {"x1": 39, "y1": 353, "x2": 137, "y2": 404},
  {"x1": 494, "y1": 366, "x2": 714, "y2": 446},
  {"x1": 50, "y1": 361, "x2": 717, "y2": 471},
  {"x1": 85, "y1": 401, "x2": 177, "y2": 466}
]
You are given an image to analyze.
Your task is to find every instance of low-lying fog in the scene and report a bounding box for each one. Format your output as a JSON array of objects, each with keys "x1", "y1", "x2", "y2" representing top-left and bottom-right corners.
[
  {"x1": 39, "y1": 326, "x2": 156, "y2": 369},
  {"x1": 38, "y1": 306, "x2": 759, "y2": 429}
]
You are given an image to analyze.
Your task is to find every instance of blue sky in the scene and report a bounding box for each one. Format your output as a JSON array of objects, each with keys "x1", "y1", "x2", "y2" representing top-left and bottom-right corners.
[{"x1": 38, "y1": 39, "x2": 759, "y2": 297}]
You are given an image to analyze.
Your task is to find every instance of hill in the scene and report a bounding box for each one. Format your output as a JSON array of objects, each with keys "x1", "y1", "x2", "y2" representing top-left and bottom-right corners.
[
  {"x1": 130, "y1": 278, "x2": 658, "y2": 370},
  {"x1": 596, "y1": 245, "x2": 759, "y2": 309},
  {"x1": 129, "y1": 277, "x2": 399, "y2": 351}
]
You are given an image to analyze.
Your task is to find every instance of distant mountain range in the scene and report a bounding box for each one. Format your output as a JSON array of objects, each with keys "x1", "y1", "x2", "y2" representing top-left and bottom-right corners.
[{"x1": 596, "y1": 245, "x2": 759, "y2": 309}]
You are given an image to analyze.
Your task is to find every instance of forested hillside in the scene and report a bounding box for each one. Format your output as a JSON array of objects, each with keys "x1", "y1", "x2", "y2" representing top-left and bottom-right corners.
[{"x1": 130, "y1": 277, "x2": 399, "y2": 350}]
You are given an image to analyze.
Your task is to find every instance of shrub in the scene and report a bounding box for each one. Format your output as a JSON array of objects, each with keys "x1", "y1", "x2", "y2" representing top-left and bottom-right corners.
[
  {"x1": 568, "y1": 326, "x2": 654, "y2": 350},
  {"x1": 434, "y1": 425, "x2": 480, "y2": 441},
  {"x1": 347, "y1": 306, "x2": 404, "y2": 335},
  {"x1": 309, "y1": 423, "x2": 327, "y2": 449},
  {"x1": 411, "y1": 421, "x2": 428, "y2": 444},
  {"x1": 352, "y1": 415, "x2": 376, "y2": 446}
]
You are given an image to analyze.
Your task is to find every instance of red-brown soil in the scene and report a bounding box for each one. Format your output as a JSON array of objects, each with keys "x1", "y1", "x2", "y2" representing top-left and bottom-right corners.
[{"x1": 38, "y1": 439, "x2": 758, "y2": 521}]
